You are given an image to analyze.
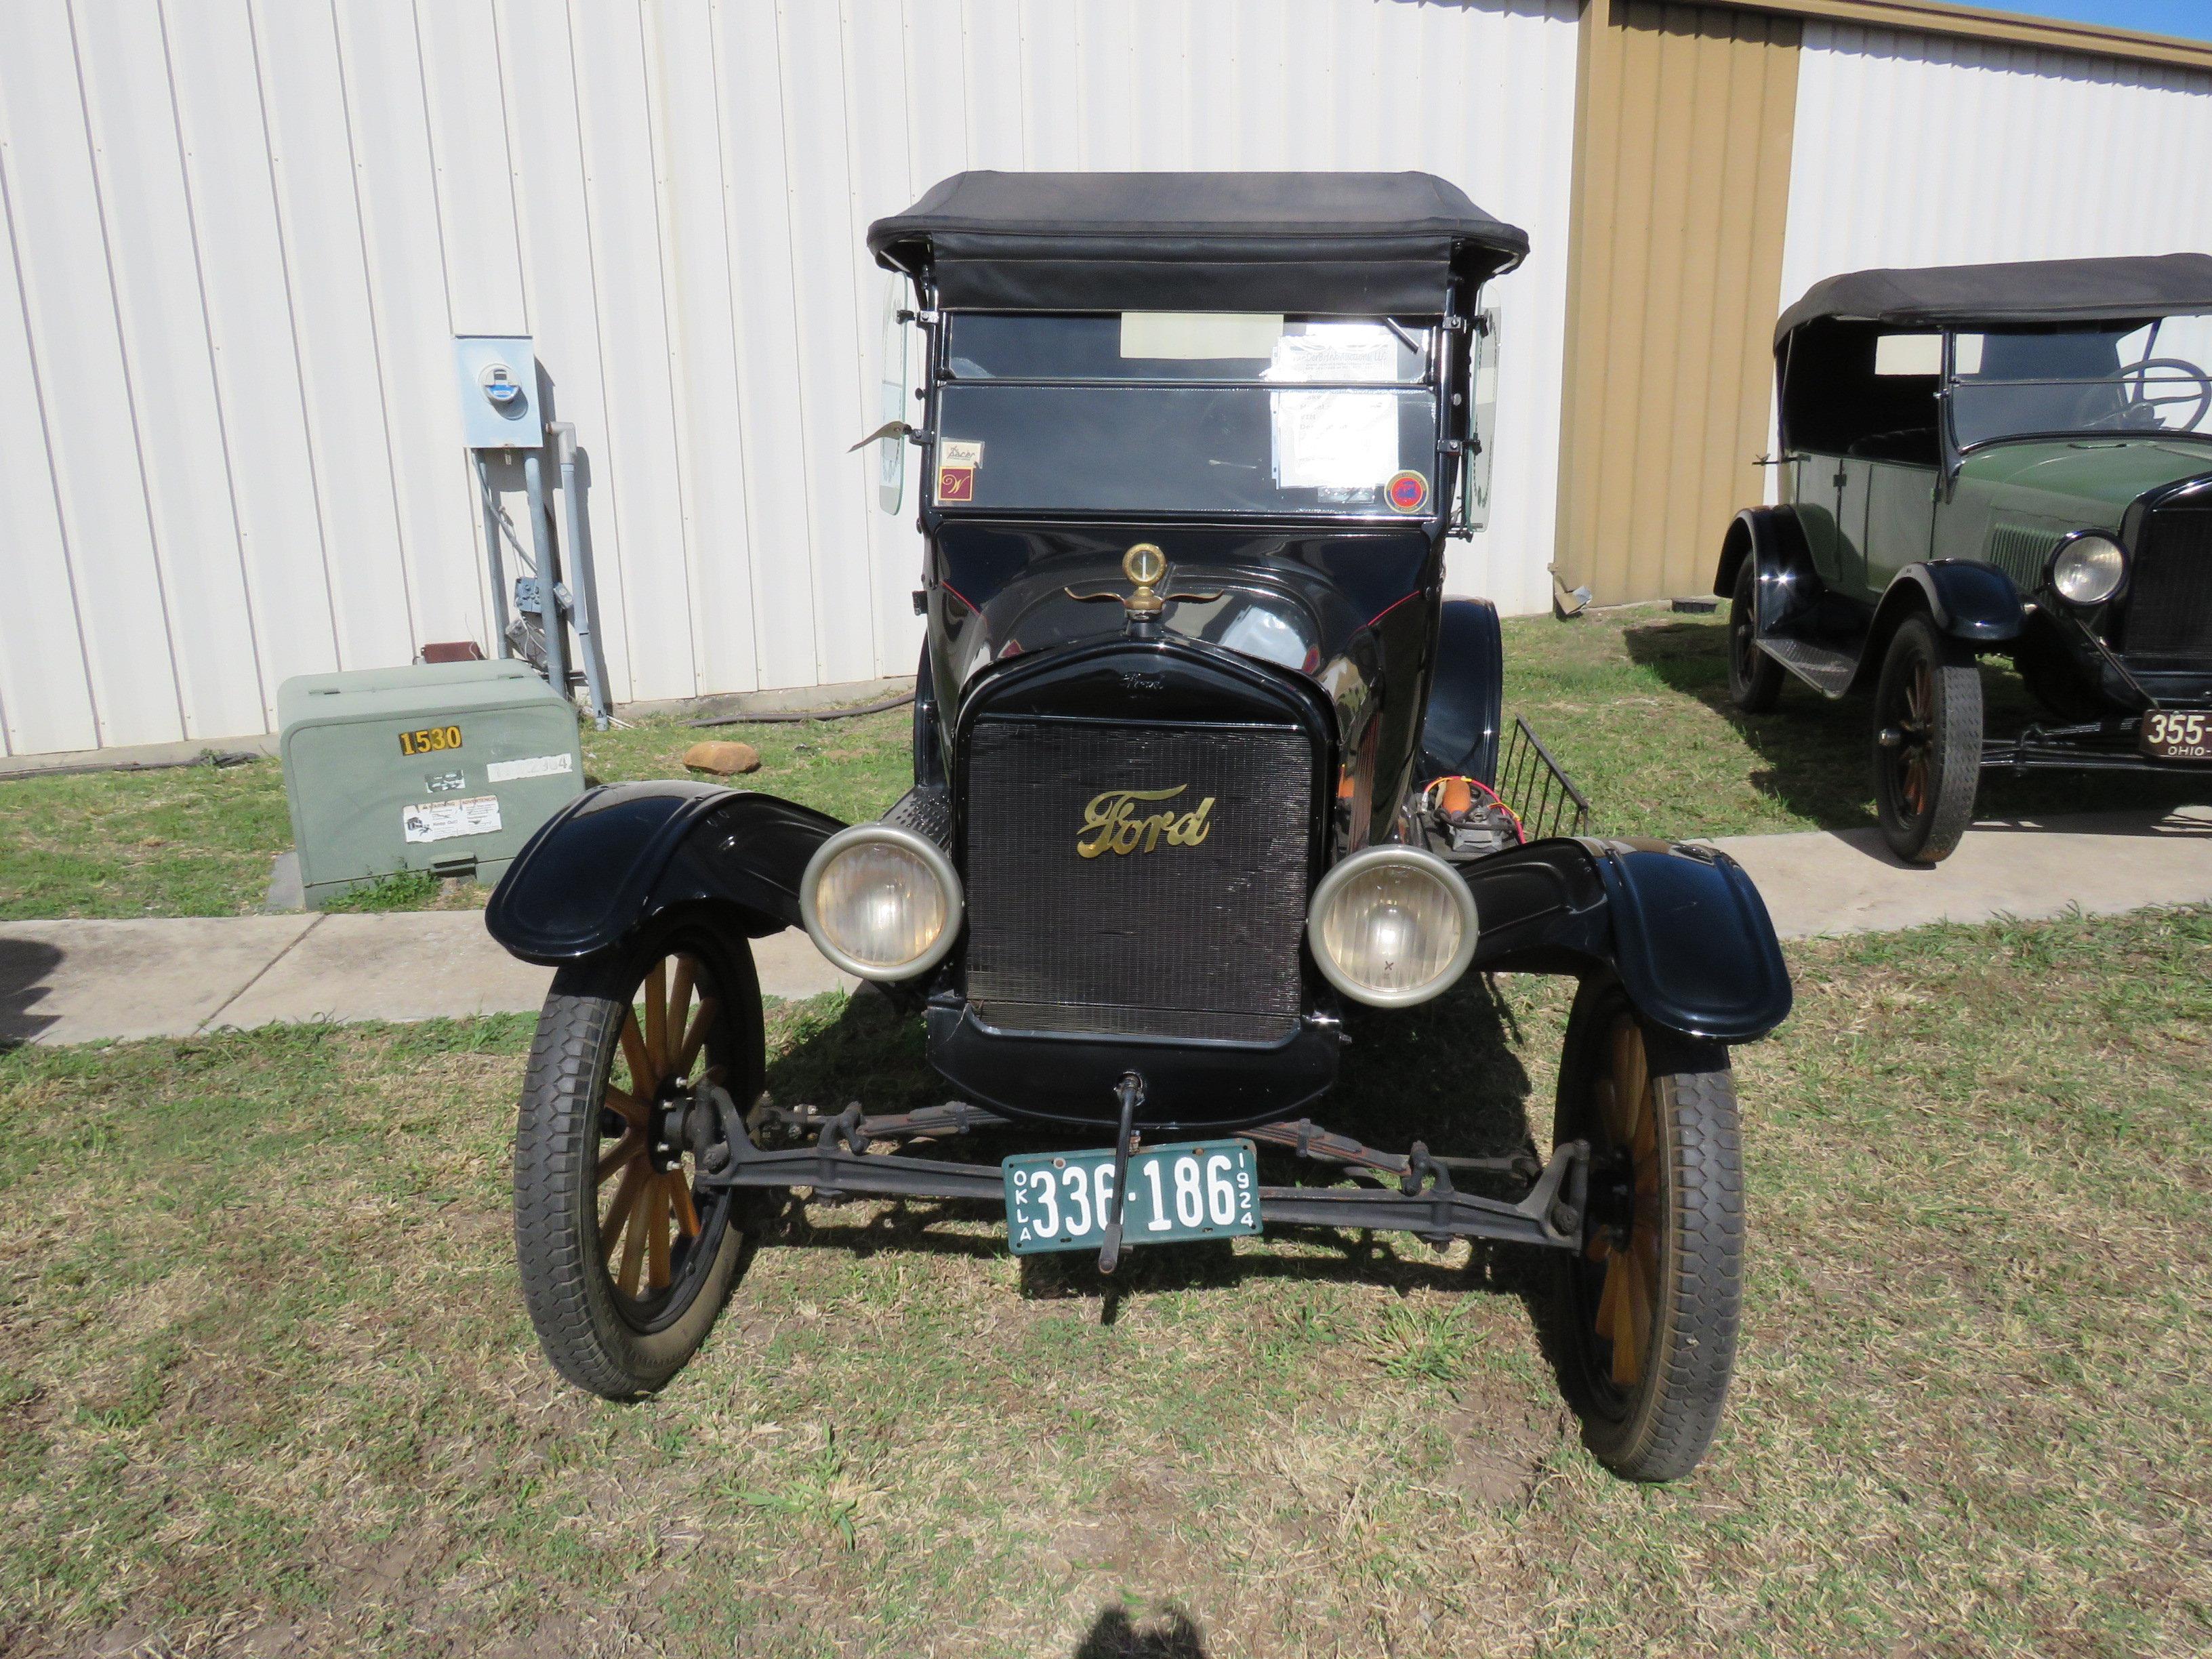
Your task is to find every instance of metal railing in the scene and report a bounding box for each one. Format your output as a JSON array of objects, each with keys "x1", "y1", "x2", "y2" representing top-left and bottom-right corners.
[{"x1": 1497, "y1": 714, "x2": 1591, "y2": 842}]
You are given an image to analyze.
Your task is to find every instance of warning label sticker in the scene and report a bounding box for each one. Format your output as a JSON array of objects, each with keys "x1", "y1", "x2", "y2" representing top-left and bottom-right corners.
[
  {"x1": 487, "y1": 752, "x2": 575, "y2": 783},
  {"x1": 403, "y1": 794, "x2": 503, "y2": 844}
]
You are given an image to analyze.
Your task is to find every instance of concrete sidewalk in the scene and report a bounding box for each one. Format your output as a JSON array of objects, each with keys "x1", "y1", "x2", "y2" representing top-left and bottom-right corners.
[
  {"x1": 1707, "y1": 802, "x2": 2212, "y2": 939},
  {"x1": 1, "y1": 913, "x2": 852, "y2": 1048},
  {"x1": 3, "y1": 804, "x2": 2207, "y2": 1048}
]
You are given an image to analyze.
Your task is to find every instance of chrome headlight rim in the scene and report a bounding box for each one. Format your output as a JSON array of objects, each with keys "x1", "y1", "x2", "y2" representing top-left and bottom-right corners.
[
  {"x1": 2046, "y1": 530, "x2": 2129, "y2": 608},
  {"x1": 799, "y1": 823, "x2": 964, "y2": 982},
  {"x1": 1306, "y1": 845, "x2": 1480, "y2": 1009}
]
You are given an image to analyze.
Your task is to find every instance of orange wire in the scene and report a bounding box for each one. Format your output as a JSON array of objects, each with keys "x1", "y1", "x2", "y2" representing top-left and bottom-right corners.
[{"x1": 1422, "y1": 775, "x2": 1526, "y2": 844}]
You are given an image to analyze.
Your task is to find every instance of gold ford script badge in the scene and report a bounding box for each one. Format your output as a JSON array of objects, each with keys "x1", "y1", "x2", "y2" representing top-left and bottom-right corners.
[{"x1": 1077, "y1": 785, "x2": 1216, "y2": 859}]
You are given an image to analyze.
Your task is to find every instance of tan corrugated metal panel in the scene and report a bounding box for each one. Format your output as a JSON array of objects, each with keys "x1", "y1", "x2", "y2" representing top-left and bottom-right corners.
[
  {"x1": 1705, "y1": 0, "x2": 2212, "y2": 73},
  {"x1": 1556, "y1": 0, "x2": 1801, "y2": 605}
]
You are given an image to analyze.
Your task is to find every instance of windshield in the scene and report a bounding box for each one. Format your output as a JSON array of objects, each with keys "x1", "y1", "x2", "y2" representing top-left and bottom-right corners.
[
  {"x1": 1949, "y1": 314, "x2": 2212, "y2": 448},
  {"x1": 932, "y1": 313, "x2": 1441, "y2": 517}
]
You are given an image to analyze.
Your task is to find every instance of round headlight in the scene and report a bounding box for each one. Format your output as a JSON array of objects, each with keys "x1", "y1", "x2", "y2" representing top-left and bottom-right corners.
[
  {"x1": 800, "y1": 825, "x2": 962, "y2": 981},
  {"x1": 1307, "y1": 846, "x2": 1479, "y2": 1008},
  {"x1": 2049, "y1": 533, "x2": 2127, "y2": 607}
]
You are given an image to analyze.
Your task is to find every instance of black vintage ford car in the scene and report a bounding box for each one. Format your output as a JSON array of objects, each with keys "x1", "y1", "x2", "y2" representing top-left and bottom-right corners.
[
  {"x1": 487, "y1": 173, "x2": 1790, "y2": 1481},
  {"x1": 1719, "y1": 254, "x2": 2212, "y2": 862}
]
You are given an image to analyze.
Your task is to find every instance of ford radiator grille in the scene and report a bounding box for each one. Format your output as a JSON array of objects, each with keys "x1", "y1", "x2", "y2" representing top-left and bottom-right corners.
[
  {"x1": 2123, "y1": 508, "x2": 2212, "y2": 668},
  {"x1": 962, "y1": 716, "x2": 1314, "y2": 1044}
]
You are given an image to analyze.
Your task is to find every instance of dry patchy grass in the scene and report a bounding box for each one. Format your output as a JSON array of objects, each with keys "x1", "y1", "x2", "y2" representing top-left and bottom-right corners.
[{"x1": 1, "y1": 907, "x2": 2207, "y2": 1656}]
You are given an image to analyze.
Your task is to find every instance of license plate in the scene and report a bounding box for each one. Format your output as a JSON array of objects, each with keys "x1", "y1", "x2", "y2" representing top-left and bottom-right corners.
[
  {"x1": 1002, "y1": 1140, "x2": 1261, "y2": 1255},
  {"x1": 2142, "y1": 709, "x2": 2212, "y2": 762}
]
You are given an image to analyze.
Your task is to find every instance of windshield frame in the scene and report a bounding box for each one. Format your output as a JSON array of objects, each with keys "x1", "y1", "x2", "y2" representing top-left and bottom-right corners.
[
  {"x1": 1938, "y1": 316, "x2": 2212, "y2": 464},
  {"x1": 917, "y1": 306, "x2": 1462, "y2": 527}
]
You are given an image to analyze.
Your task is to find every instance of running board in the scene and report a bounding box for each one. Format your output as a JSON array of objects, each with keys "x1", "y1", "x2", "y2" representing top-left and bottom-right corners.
[{"x1": 1757, "y1": 634, "x2": 1858, "y2": 697}]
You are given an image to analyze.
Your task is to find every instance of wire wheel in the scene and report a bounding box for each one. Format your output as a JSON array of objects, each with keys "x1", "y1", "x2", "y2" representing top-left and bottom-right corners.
[
  {"x1": 1871, "y1": 615, "x2": 1982, "y2": 865},
  {"x1": 1548, "y1": 979, "x2": 1742, "y2": 1482},
  {"x1": 514, "y1": 925, "x2": 764, "y2": 1398}
]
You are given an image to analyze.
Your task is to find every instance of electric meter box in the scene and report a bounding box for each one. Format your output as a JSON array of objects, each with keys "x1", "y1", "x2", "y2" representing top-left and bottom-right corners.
[
  {"x1": 277, "y1": 660, "x2": 584, "y2": 907},
  {"x1": 453, "y1": 334, "x2": 539, "y2": 449}
]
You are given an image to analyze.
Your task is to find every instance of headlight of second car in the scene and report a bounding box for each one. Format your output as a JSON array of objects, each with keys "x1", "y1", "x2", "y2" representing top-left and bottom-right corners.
[
  {"x1": 2049, "y1": 533, "x2": 2127, "y2": 607},
  {"x1": 800, "y1": 825, "x2": 962, "y2": 981},
  {"x1": 1307, "y1": 846, "x2": 1479, "y2": 1008}
]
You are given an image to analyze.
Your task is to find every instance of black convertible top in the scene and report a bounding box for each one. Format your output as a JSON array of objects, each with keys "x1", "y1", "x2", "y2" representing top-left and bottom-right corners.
[
  {"x1": 867, "y1": 171, "x2": 1528, "y2": 314},
  {"x1": 1776, "y1": 252, "x2": 2212, "y2": 345}
]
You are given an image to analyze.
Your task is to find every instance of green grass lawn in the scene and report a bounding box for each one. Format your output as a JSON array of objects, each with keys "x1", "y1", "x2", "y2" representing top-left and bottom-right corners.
[
  {"x1": 3, "y1": 907, "x2": 2207, "y2": 1656},
  {"x1": 5, "y1": 609, "x2": 2205, "y2": 920},
  {"x1": 0, "y1": 706, "x2": 916, "y2": 923}
]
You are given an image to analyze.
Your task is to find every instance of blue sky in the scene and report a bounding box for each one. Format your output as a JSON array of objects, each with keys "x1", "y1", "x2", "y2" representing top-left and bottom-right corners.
[{"x1": 1990, "y1": 1, "x2": 2212, "y2": 43}]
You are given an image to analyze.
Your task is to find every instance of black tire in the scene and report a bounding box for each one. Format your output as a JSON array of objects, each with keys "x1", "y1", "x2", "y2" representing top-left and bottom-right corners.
[
  {"x1": 1871, "y1": 615, "x2": 1982, "y2": 864},
  {"x1": 1727, "y1": 558, "x2": 1785, "y2": 713},
  {"x1": 513, "y1": 920, "x2": 765, "y2": 1399},
  {"x1": 1547, "y1": 979, "x2": 1742, "y2": 1483}
]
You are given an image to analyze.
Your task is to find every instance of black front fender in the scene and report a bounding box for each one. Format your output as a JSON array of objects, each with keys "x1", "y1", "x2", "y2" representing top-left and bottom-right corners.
[
  {"x1": 485, "y1": 781, "x2": 845, "y2": 966},
  {"x1": 1879, "y1": 559, "x2": 2024, "y2": 646},
  {"x1": 1463, "y1": 838, "x2": 1790, "y2": 1043}
]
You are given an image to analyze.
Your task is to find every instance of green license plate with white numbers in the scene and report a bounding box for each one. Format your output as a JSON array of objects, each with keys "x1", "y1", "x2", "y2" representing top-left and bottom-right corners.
[{"x1": 1002, "y1": 1140, "x2": 1261, "y2": 1255}]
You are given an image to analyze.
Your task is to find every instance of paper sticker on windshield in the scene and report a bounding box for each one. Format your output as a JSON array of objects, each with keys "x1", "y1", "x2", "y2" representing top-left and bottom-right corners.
[
  {"x1": 937, "y1": 465, "x2": 975, "y2": 503},
  {"x1": 1386, "y1": 470, "x2": 1429, "y2": 514},
  {"x1": 941, "y1": 440, "x2": 983, "y2": 468}
]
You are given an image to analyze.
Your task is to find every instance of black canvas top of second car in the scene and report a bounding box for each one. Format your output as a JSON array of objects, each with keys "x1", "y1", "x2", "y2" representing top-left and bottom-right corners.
[{"x1": 1775, "y1": 251, "x2": 2212, "y2": 342}]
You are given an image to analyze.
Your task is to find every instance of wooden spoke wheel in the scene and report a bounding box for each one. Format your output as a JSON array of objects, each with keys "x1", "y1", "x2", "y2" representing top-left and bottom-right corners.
[
  {"x1": 597, "y1": 952, "x2": 721, "y2": 1309},
  {"x1": 1586, "y1": 1017, "x2": 1661, "y2": 1391},
  {"x1": 1871, "y1": 615, "x2": 1982, "y2": 865},
  {"x1": 514, "y1": 925, "x2": 765, "y2": 1399},
  {"x1": 1549, "y1": 979, "x2": 1743, "y2": 1483}
]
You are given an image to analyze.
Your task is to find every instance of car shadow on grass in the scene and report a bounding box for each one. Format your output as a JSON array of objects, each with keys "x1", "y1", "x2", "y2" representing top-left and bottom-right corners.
[
  {"x1": 1071, "y1": 1604, "x2": 1211, "y2": 1658},
  {"x1": 1622, "y1": 617, "x2": 2209, "y2": 832},
  {"x1": 752, "y1": 974, "x2": 1551, "y2": 1313}
]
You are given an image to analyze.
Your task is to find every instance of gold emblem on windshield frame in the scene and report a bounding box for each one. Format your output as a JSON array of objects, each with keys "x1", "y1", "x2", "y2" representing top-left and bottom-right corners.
[{"x1": 1076, "y1": 784, "x2": 1217, "y2": 859}]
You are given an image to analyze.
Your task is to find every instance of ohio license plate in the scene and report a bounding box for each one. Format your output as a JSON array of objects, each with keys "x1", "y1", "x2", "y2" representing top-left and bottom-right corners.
[
  {"x1": 2142, "y1": 710, "x2": 2212, "y2": 762},
  {"x1": 1002, "y1": 1140, "x2": 1260, "y2": 1255}
]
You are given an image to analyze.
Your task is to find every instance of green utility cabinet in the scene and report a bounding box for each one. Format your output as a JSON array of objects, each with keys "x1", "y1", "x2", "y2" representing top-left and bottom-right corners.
[{"x1": 278, "y1": 660, "x2": 584, "y2": 906}]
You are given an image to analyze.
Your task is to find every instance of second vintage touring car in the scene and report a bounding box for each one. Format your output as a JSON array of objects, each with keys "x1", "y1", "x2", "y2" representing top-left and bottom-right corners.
[
  {"x1": 1719, "y1": 253, "x2": 2212, "y2": 861},
  {"x1": 487, "y1": 172, "x2": 1791, "y2": 1481}
]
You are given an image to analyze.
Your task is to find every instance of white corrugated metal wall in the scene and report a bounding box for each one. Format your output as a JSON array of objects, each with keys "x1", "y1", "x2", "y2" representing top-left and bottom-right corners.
[
  {"x1": 1781, "y1": 22, "x2": 2212, "y2": 316},
  {"x1": 0, "y1": 0, "x2": 1581, "y2": 759}
]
